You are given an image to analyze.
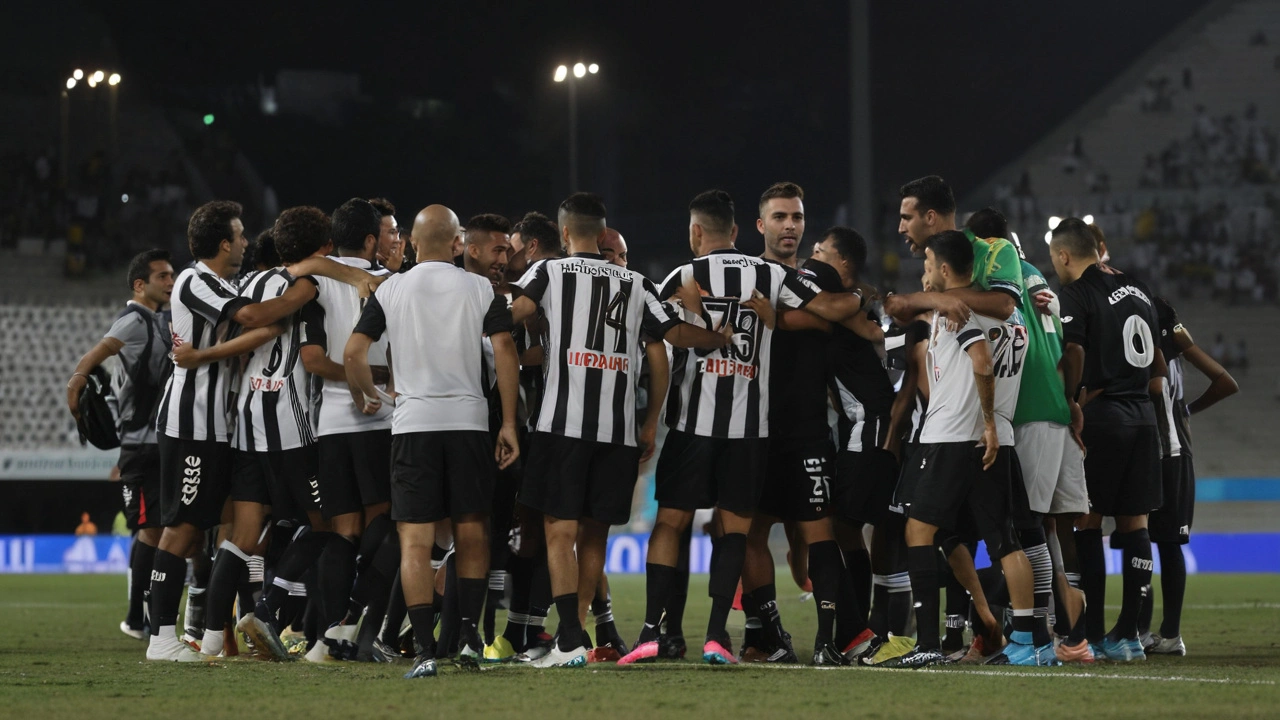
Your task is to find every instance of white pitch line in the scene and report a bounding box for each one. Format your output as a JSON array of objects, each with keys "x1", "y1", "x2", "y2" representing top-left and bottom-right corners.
[
  {"x1": 917, "y1": 668, "x2": 1276, "y2": 686},
  {"x1": 553, "y1": 664, "x2": 1276, "y2": 686},
  {"x1": 1102, "y1": 603, "x2": 1280, "y2": 610},
  {"x1": 0, "y1": 602, "x2": 114, "y2": 608}
]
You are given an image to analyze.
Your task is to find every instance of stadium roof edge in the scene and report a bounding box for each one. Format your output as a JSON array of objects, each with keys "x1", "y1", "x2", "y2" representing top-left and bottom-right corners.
[{"x1": 961, "y1": 0, "x2": 1241, "y2": 211}]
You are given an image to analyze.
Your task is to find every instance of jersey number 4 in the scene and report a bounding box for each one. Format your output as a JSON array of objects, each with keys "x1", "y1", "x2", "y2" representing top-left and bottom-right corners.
[{"x1": 585, "y1": 279, "x2": 629, "y2": 354}]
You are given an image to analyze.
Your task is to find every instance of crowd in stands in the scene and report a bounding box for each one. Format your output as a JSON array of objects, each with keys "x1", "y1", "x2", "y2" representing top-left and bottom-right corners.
[
  {"x1": 0, "y1": 148, "x2": 193, "y2": 275},
  {"x1": 1140, "y1": 104, "x2": 1278, "y2": 189}
]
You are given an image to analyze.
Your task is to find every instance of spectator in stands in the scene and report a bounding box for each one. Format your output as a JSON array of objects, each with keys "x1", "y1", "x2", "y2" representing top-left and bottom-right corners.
[{"x1": 76, "y1": 512, "x2": 98, "y2": 536}]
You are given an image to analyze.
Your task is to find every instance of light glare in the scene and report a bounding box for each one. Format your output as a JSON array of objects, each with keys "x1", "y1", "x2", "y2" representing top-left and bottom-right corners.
[
  {"x1": 1047, "y1": 216, "x2": 1061, "y2": 230},
  {"x1": 66, "y1": 78, "x2": 76, "y2": 89},
  {"x1": 1044, "y1": 231, "x2": 1053, "y2": 244},
  {"x1": 73, "y1": 69, "x2": 84, "y2": 80},
  {"x1": 573, "y1": 62, "x2": 586, "y2": 78},
  {"x1": 92, "y1": 70, "x2": 104, "y2": 83},
  {"x1": 108, "y1": 73, "x2": 121, "y2": 86},
  {"x1": 588, "y1": 63, "x2": 599, "y2": 74},
  {"x1": 1082, "y1": 214, "x2": 1095, "y2": 225},
  {"x1": 554, "y1": 65, "x2": 568, "y2": 82}
]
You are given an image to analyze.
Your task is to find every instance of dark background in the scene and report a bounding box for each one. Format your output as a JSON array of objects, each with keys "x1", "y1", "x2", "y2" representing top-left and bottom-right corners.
[{"x1": 0, "y1": 0, "x2": 1206, "y2": 254}]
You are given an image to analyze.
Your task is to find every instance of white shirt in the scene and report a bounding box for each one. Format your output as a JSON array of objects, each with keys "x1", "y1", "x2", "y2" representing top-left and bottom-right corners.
[{"x1": 352, "y1": 261, "x2": 511, "y2": 435}]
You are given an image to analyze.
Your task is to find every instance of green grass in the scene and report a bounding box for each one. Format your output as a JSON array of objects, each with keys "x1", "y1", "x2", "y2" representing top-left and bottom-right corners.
[{"x1": 2, "y1": 573, "x2": 1279, "y2": 719}]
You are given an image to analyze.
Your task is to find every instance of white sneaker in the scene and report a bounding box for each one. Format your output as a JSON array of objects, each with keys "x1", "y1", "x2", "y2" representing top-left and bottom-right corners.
[
  {"x1": 530, "y1": 645, "x2": 587, "y2": 668},
  {"x1": 119, "y1": 621, "x2": 146, "y2": 641},
  {"x1": 1146, "y1": 634, "x2": 1187, "y2": 656},
  {"x1": 304, "y1": 640, "x2": 333, "y2": 663},
  {"x1": 146, "y1": 635, "x2": 203, "y2": 662}
]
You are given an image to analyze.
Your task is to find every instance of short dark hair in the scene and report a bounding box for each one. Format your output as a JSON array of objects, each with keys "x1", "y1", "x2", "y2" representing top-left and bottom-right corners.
[
  {"x1": 465, "y1": 213, "x2": 512, "y2": 235},
  {"x1": 272, "y1": 206, "x2": 331, "y2": 264},
  {"x1": 513, "y1": 211, "x2": 561, "y2": 258},
  {"x1": 368, "y1": 197, "x2": 395, "y2": 218},
  {"x1": 1049, "y1": 217, "x2": 1097, "y2": 258},
  {"x1": 558, "y1": 192, "x2": 607, "y2": 239},
  {"x1": 758, "y1": 181, "x2": 804, "y2": 215},
  {"x1": 926, "y1": 229, "x2": 974, "y2": 277},
  {"x1": 965, "y1": 207, "x2": 1009, "y2": 240},
  {"x1": 821, "y1": 226, "x2": 868, "y2": 276},
  {"x1": 689, "y1": 189, "x2": 736, "y2": 234},
  {"x1": 899, "y1": 175, "x2": 956, "y2": 217},
  {"x1": 250, "y1": 230, "x2": 279, "y2": 269},
  {"x1": 187, "y1": 200, "x2": 243, "y2": 260},
  {"x1": 332, "y1": 198, "x2": 382, "y2": 253},
  {"x1": 126, "y1": 249, "x2": 171, "y2": 291}
]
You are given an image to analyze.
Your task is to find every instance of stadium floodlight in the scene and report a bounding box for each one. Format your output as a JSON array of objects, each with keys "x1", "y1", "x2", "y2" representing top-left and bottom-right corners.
[
  {"x1": 121, "y1": 194, "x2": 129, "y2": 203},
  {"x1": 108, "y1": 73, "x2": 121, "y2": 86},
  {"x1": 87, "y1": 77, "x2": 98, "y2": 88},
  {"x1": 554, "y1": 65, "x2": 568, "y2": 82},
  {"x1": 1044, "y1": 231, "x2": 1053, "y2": 244},
  {"x1": 92, "y1": 70, "x2": 105, "y2": 83},
  {"x1": 1047, "y1": 216, "x2": 1061, "y2": 230},
  {"x1": 1082, "y1": 214, "x2": 1094, "y2": 225},
  {"x1": 73, "y1": 69, "x2": 84, "y2": 80},
  {"x1": 573, "y1": 62, "x2": 586, "y2": 78},
  {"x1": 66, "y1": 77, "x2": 76, "y2": 89},
  {"x1": 588, "y1": 63, "x2": 599, "y2": 74}
]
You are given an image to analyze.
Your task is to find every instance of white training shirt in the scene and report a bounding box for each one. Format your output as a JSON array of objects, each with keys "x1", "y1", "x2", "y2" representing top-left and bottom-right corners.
[
  {"x1": 352, "y1": 261, "x2": 512, "y2": 435},
  {"x1": 300, "y1": 257, "x2": 393, "y2": 436},
  {"x1": 919, "y1": 311, "x2": 1025, "y2": 445}
]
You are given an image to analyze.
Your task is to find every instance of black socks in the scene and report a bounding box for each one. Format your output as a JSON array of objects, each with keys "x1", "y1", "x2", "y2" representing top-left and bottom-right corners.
[{"x1": 907, "y1": 546, "x2": 940, "y2": 651}]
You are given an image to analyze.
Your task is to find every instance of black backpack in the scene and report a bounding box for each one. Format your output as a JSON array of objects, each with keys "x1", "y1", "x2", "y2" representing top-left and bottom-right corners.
[{"x1": 76, "y1": 365, "x2": 119, "y2": 450}]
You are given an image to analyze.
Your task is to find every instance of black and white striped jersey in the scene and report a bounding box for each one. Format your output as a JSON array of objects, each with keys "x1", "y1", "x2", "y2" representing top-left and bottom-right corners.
[
  {"x1": 515, "y1": 253, "x2": 681, "y2": 446},
  {"x1": 299, "y1": 257, "x2": 393, "y2": 436},
  {"x1": 353, "y1": 261, "x2": 513, "y2": 435},
  {"x1": 156, "y1": 261, "x2": 248, "y2": 442},
  {"x1": 232, "y1": 268, "x2": 314, "y2": 452},
  {"x1": 657, "y1": 249, "x2": 818, "y2": 439}
]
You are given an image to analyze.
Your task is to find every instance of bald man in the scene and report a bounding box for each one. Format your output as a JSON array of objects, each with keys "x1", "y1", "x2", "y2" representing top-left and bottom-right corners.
[
  {"x1": 347, "y1": 203, "x2": 521, "y2": 678},
  {"x1": 600, "y1": 228, "x2": 628, "y2": 268}
]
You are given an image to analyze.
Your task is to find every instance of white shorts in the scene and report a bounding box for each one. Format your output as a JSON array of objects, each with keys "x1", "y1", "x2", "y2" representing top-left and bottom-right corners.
[{"x1": 1013, "y1": 421, "x2": 1088, "y2": 516}]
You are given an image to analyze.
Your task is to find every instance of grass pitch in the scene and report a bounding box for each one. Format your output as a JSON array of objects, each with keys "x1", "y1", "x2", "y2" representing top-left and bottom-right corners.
[{"x1": 1, "y1": 572, "x2": 1278, "y2": 719}]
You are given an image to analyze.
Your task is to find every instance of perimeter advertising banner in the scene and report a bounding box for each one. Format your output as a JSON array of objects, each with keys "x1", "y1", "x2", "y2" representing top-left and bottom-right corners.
[
  {"x1": 2, "y1": 533, "x2": 1277, "y2": 574},
  {"x1": 0, "y1": 449, "x2": 117, "y2": 480}
]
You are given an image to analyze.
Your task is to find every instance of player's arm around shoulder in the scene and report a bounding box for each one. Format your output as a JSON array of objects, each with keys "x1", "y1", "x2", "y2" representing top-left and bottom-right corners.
[{"x1": 1175, "y1": 324, "x2": 1239, "y2": 413}]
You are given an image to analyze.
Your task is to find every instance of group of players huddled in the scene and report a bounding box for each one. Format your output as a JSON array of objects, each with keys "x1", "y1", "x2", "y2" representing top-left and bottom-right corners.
[{"x1": 67, "y1": 174, "x2": 1238, "y2": 677}]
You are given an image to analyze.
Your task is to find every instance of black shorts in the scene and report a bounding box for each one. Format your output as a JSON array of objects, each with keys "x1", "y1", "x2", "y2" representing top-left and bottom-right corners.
[
  {"x1": 230, "y1": 447, "x2": 321, "y2": 521},
  {"x1": 119, "y1": 444, "x2": 162, "y2": 530},
  {"x1": 1149, "y1": 454, "x2": 1195, "y2": 544},
  {"x1": 908, "y1": 443, "x2": 1020, "y2": 561},
  {"x1": 757, "y1": 440, "x2": 834, "y2": 522},
  {"x1": 891, "y1": 442, "x2": 925, "y2": 512},
  {"x1": 390, "y1": 431, "x2": 495, "y2": 524},
  {"x1": 654, "y1": 430, "x2": 768, "y2": 515},
  {"x1": 158, "y1": 435, "x2": 230, "y2": 531},
  {"x1": 316, "y1": 430, "x2": 393, "y2": 519},
  {"x1": 834, "y1": 448, "x2": 900, "y2": 526},
  {"x1": 521, "y1": 432, "x2": 640, "y2": 525},
  {"x1": 1082, "y1": 423, "x2": 1163, "y2": 517}
]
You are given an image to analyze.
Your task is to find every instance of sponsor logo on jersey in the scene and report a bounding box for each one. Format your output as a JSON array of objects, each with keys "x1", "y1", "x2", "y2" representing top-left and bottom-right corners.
[
  {"x1": 1062, "y1": 316, "x2": 1073, "y2": 323},
  {"x1": 249, "y1": 376, "x2": 286, "y2": 392},
  {"x1": 696, "y1": 357, "x2": 757, "y2": 379},
  {"x1": 567, "y1": 350, "x2": 630, "y2": 373},
  {"x1": 181, "y1": 455, "x2": 201, "y2": 506}
]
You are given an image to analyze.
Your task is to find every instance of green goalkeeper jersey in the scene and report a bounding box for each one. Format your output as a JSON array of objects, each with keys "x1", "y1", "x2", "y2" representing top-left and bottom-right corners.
[{"x1": 1012, "y1": 258, "x2": 1070, "y2": 426}]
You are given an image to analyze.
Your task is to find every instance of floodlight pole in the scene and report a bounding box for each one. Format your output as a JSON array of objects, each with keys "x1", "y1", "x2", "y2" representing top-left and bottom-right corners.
[
  {"x1": 850, "y1": 0, "x2": 873, "y2": 244},
  {"x1": 568, "y1": 77, "x2": 579, "y2": 193}
]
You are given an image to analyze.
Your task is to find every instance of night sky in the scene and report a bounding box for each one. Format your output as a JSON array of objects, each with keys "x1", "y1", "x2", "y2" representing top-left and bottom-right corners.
[{"x1": 20, "y1": 0, "x2": 1211, "y2": 256}]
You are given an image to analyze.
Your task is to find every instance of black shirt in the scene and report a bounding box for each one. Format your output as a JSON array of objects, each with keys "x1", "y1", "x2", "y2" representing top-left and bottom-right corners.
[
  {"x1": 765, "y1": 259, "x2": 831, "y2": 449},
  {"x1": 1059, "y1": 264, "x2": 1160, "y2": 425}
]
